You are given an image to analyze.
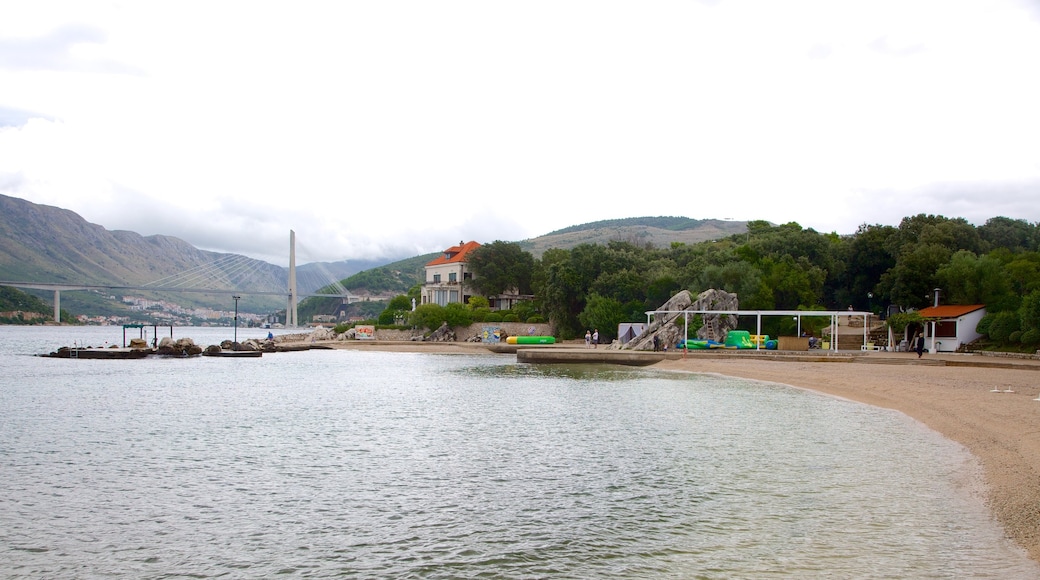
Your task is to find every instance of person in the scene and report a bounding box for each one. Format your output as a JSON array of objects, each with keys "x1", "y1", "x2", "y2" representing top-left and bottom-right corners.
[
  {"x1": 585, "y1": 330, "x2": 592, "y2": 348},
  {"x1": 653, "y1": 335, "x2": 660, "y2": 352},
  {"x1": 914, "y1": 333, "x2": 925, "y2": 358},
  {"x1": 592, "y1": 329, "x2": 599, "y2": 348},
  {"x1": 267, "y1": 331, "x2": 274, "y2": 340}
]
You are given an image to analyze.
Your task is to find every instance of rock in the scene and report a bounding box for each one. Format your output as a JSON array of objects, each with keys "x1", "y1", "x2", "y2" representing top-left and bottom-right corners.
[
  {"x1": 204, "y1": 344, "x2": 222, "y2": 355},
  {"x1": 623, "y1": 288, "x2": 739, "y2": 351},
  {"x1": 238, "y1": 339, "x2": 260, "y2": 351},
  {"x1": 311, "y1": 327, "x2": 336, "y2": 341},
  {"x1": 129, "y1": 338, "x2": 149, "y2": 349},
  {"x1": 425, "y1": 322, "x2": 456, "y2": 342}
]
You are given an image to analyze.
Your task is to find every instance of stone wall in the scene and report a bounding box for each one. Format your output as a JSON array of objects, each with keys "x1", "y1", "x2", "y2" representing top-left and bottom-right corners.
[{"x1": 371, "y1": 322, "x2": 552, "y2": 342}]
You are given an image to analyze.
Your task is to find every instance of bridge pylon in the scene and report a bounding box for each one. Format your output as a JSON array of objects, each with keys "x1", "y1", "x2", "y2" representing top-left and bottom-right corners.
[{"x1": 288, "y1": 229, "x2": 298, "y2": 327}]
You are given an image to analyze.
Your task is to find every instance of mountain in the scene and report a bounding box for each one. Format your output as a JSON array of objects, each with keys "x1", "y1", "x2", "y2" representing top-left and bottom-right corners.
[
  {"x1": 0, "y1": 194, "x2": 383, "y2": 317},
  {"x1": 520, "y1": 216, "x2": 748, "y2": 256},
  {"x1": 0, "y1": 195, "x2": 747, "y2": 320}
]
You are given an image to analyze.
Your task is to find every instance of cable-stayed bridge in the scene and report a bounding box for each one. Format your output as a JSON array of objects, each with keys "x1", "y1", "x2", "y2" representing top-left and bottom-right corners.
[{"x1": 1, "y1": 230, "x2": 357, "y2": 325}]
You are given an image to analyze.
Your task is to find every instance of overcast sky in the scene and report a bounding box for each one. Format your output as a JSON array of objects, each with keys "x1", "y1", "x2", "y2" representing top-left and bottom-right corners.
[{"x1": 2, "y1": 1, "x2": 1039, "y2": 266}]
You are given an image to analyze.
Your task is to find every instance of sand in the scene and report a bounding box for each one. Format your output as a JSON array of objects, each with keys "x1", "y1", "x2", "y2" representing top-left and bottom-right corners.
[
  {"x1": 296, "y1": 337, "x2": 1040, "y2": 563},
  {"x1": 652, "y1": 353, "x2": 1040, "y2": 563}
]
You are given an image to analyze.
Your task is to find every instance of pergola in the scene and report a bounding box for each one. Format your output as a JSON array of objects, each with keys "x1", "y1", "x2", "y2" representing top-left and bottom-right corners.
[{"x1": 644, "y1": 309, "x2": 874, "y2": 351}]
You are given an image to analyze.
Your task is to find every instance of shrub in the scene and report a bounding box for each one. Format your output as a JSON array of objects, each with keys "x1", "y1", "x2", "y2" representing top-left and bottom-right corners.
[
  {"x1": 502, "y1": 314, "x2": 520, "y2": 322},
  {"x1": 1008, "y1": 330, "x2": 1023, "y2": 344},
  {"x1": 1019, "y1": 328, "x2": 1040, "y2": 345},
  {"x1": 527, "y1": 315, "x2": 545, "y2": 324},
  {"x1": 485, "y1": 313, "x2": 503, "y2": 322},
  {"x1": 987, "y1": 311, "x2": 1020, "y2": 342}
]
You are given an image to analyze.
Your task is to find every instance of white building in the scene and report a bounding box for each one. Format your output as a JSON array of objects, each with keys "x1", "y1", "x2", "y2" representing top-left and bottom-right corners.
[
  {"x1": 916, "y1": 304, "x2": 987, "y2": 352},
  {"x1": 422, "y1": 241, "x2": 480, "y2": 306}
]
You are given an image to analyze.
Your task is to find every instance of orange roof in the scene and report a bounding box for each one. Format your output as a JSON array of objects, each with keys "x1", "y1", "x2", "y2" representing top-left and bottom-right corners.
[
  {"x1": 917, "y1": 304, "x2": 985, "y2": 318},
  {"x1": 426, "y1": 241, "x2": 481, "y2": 266}
]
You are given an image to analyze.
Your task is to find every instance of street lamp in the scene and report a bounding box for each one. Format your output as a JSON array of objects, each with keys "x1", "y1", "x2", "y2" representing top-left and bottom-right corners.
[
  {"x1": 233, "y1": 295, "x2": 241, "y2": 343},
  {"x1": 867, "y1": 292, "x2": 873, "y2": 314}
]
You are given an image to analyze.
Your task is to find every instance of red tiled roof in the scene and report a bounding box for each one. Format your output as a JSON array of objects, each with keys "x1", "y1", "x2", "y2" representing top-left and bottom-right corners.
[
  {"x1": 917, "y1": 304, "x2": 985, "y2": 318},
  {"x1": 426, "y1": 241, "x2": 481, "y2": 266}
]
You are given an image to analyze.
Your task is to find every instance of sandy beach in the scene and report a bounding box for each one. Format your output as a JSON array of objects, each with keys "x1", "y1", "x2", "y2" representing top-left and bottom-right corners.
[{"x1": 299, "y1": 337, "x2": 1040, "y2": 563}]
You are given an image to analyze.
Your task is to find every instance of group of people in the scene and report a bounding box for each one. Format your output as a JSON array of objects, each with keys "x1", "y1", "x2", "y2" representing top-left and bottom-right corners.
[{"x1": 584, "y1": 329, "x2": 599, "y2": 348}]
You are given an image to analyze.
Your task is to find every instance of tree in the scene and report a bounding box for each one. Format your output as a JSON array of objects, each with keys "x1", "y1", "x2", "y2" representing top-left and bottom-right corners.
[
  {"x1": 578, "y1": 294, "x2": 626, "y2": 342},
  {"x1": 880, "y1": 243, "x2": 951, "y2": 308},
  {"x1": 979, "y1": 216, "x2": 1038, "y2": 253},
  {"x1": 466, "y1": 241, "x2": 535, "y2": 296},
  {"x1": 409, "y1": 304, "x2": 446, "y2": 331}
]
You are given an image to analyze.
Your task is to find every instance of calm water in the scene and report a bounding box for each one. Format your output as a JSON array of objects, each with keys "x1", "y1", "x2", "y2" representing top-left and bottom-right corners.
[{"x1": 1, "y1": 326, "x2": 1037, "y2": 578}]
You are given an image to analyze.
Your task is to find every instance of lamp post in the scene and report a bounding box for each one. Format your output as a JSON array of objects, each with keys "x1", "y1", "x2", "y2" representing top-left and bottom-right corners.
[{"x1": 233, "y1": 295, "x2": 241, "y2": 343}]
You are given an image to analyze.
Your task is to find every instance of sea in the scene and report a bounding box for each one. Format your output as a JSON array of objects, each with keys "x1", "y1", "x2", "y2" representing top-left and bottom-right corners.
[{"x1": 2, "y1": 325, "x2": 1037, "y2": 579}]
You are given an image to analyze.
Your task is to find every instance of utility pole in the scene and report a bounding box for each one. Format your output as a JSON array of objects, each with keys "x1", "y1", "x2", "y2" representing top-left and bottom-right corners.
[{"x1": 233, "y1": 295, "x2": 241, "y2": 342}]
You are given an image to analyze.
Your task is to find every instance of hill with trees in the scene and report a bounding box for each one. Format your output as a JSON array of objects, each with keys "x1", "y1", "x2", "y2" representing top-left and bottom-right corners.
[{"x1": 357, "y1": 215, "x2": 1040, "y2": 352}]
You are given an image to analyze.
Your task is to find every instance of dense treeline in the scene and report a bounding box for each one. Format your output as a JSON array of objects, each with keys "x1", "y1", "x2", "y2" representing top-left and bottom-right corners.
[{"x1": 462, "y1": 215, "x2": 1040, "y2": 347}]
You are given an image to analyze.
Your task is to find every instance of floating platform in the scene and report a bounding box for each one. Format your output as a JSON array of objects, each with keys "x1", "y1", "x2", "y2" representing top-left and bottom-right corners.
[
  {"x1": 40, "y1": 347, "x2": 152, "y2": 359},
  {"x1": 516, "y1": 348, "x2": 666, "y2": 366},
  {"x1": 202, "y1": 350, "x2": 263, "y2": 358}
]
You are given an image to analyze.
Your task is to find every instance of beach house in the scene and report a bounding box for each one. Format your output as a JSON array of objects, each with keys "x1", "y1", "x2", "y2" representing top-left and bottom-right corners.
[
  {"x1": 422, "y1": 241, "x2": 480, "y2": 307},
  {"x1": 916, "y1": 304, "x2": 986, "y2": 352},
  {"x1": 421, "y1": 240, "x2": 532, "y2": 310}
]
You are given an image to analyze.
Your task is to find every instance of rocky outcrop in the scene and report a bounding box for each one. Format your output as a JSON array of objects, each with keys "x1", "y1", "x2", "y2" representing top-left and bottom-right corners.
[
  {"x1": 156, "y1": 336, "x2": 203, "y2": 356},
  {"x1": 425, "y1": 322, "x2": 456, "y2": 342},
  {"x1": 622, "y1": 288, "x2": 739, "y2": 351}
]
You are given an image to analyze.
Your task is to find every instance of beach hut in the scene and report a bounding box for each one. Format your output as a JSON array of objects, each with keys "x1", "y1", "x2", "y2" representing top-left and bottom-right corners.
[{"x1": 916, "y1": 304, "x2": 986, "y2": 352}]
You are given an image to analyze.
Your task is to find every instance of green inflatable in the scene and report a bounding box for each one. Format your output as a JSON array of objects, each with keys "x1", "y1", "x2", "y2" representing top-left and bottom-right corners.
[
  {"x1": 724, "y1": 330, "x2": 756, "y2": 349},
  {"x1": 506, "y1": 336, "x2": 556, "y2": 345}
]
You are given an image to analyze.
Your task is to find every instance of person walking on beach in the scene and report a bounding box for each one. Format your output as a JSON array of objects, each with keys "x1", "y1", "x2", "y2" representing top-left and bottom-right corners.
[
  {"x1": 585, "y1": 330, "x2": 592, "y2": 348},
  {"x1": 592, "y1": 329, "x2": 599, "y2": 348}
]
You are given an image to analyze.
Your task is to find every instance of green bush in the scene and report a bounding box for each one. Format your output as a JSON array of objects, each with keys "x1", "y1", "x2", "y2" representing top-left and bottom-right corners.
[
  {"x1": 1019, "y1": 328, "x2": 1040, "y2": 345},
  {"x1": 1009, "y1": 330, "x2": 1023, "y2": 344},
  {"x1": 471, "y1": 307, "x2": 491, "y2": 322},
  {"x1": 527, "y1": 315, "x2": 545, "y2": 324},
  {"x1": 988, "y1": 311, "x2": 1020, "y2": 342},
  {"x1": 502, "y1": 314, "x2": 520, "y2": 322},
  {"x1": 485, "y1": 313, "x2": 503, "y2": 322}
]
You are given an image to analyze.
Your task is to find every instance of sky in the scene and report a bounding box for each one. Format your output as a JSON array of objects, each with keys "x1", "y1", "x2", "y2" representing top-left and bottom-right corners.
[{"x1": 1, "y1": 1, "x2": 1039, "y2": 266}]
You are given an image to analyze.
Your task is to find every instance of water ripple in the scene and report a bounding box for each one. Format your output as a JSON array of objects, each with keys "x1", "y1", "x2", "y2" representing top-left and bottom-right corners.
[{"x1": 1, "y1": 329, "x2": 1038, "y2": 578}]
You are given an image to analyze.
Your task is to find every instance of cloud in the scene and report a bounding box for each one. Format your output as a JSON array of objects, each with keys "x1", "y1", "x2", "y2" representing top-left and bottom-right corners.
[
  {"x1": 1, "y1": 0, "x2": 1038, "y2": 268},
  {"x1": 0, "y1": 24, "x2": 142, "y2": 74},
  {"x1": 0, "y1": 106, "x2": 48, "y2": 127}
]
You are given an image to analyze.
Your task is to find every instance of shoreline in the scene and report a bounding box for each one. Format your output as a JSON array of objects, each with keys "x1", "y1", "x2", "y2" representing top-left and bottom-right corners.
[
  {"x1": 308, "y1": 339, "x2": 1040, "y2": 564},
  {"x1": 651, "y1": 355, "x2": 1040, "y2": 565}
]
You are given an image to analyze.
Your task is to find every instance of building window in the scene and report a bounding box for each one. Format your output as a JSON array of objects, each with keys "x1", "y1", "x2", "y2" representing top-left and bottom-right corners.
[
  {"x1": 449, "y1": 272, "x2": 457, "y2": 282},
  {"x1": 433, "y1": 274, "x2": 441, "y2": 283}
]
